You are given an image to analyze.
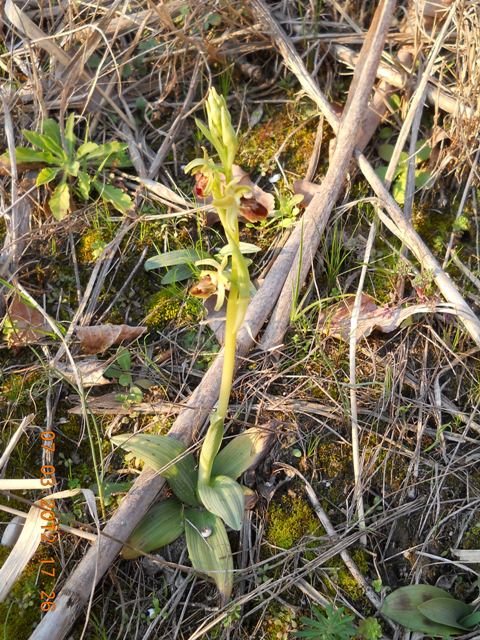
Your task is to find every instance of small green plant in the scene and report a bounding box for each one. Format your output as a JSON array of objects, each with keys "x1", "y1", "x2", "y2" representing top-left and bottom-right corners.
[
  {"x1": 295, "y1": 605, "x2": 357, "y2": 640},
  {"x1": 113, "y1": 88, "x2": 267, "y2": 601},
  {"x1": 358, "y1": 617, "x2": 383, "y2": 640},
  {"x1": 2, "y1": 115, "x2": 132, "y2": 219},
  {"x1": 381, "y1": 585, "x2": 480, "y2": 637},
  {"x1": 104, "y1": 348, "x2": 151, "y2": 404},
  {"x1": 295, "y1": 605, "x2": 383, "y2": 640},
  {"x1": 376, "y1": 139, "x2": 431, "y2": 205}
]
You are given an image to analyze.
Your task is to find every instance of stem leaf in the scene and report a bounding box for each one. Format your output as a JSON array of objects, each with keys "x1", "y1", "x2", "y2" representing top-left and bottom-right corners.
[{"x1": 184, "y1": 507, "x2": 233, "y2": 601}]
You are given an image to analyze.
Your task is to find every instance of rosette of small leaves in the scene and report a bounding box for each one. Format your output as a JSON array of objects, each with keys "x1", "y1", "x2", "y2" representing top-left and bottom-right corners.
[
  {"x1": 112, "y1": 426, "x2": 269, "y2": 601},
  {"x1": 381, "y1": 585, "x2": 480, "y2": 637},
  {"x1": 295, "y1": 605, "x2": 357, "y2": 640},
  {"x1": 2, "y1": 115, "x2": 132, "y2": 219},
  {"x1": 375, "y1": 139, "x2": 431, "y2": 205}
]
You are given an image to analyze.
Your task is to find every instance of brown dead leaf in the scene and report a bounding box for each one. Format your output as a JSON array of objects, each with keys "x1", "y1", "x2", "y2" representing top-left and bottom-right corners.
[
  {"x1": 321, "y1": 293, "x2": 437, "y2": 341},
  {"x1": 54, "y1": 357, "x2": 111, "y2": 387},
  {"x1": 3, "y1": 294, "x2": 51, "y2": 347},
  {"x1": 76, "y1": 324, "x2": 146, "y2": 355}
]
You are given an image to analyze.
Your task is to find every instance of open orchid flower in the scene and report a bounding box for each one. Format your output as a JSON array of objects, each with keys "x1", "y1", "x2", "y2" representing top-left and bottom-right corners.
[{"x1": 189, "y1": 256, "x2": 231, "y2": 311}]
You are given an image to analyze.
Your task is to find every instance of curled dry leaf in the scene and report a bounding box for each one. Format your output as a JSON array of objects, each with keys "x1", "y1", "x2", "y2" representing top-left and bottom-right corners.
[
  {"x1": 321, "y1": 293, "x2": 439, "y2": 341},
  {"x1": 54, "y1": 357, "x2": 110, "y2": 387},
  {"x1": 76, "y1": 324, "x2": 146, "y2": 355},
  {"x1": 3, "y1": 294, "x2": 51, "y2": 347}
]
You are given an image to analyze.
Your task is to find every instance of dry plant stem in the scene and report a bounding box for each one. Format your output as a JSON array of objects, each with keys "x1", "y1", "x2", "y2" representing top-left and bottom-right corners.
[
  {"x1": 29, "y1": 190, "x2": 303, "y2": 640},
  {"x1": 332, "y1": 42, "x2": 471, "y2": 118},
  {"x1": 442, "y1": 147, "x2": 480, "y2": 267},
  {"x1": 251, "y1": 0, "x2": 480, "y2": 349},
  {"x1": 349, "y1": 220, "x2": 377, "y2": 543},
  {"x1": 278, "y1": 463, "x2": 383, "y2": 613},
  {"x1": 258, "y1": 0, "x2": 397, "y2": 350}
]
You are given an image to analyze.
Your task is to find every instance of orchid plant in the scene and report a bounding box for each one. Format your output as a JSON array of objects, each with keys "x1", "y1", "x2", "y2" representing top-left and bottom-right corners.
[{"x1": 113, "y1": 88, "x2": 266, "y2": 600}]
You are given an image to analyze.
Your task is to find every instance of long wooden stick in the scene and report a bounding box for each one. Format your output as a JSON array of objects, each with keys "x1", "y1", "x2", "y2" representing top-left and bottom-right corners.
[
  {"x1": 252, "y1": 0, "x2": 480, "y2": 350},
  {"x1": 258, "y1": 0, "x2": 397, "y2": 349}
]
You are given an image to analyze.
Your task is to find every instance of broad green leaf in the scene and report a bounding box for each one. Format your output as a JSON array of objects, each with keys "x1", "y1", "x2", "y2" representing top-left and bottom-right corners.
[
  {"x1": 118, "y1": 373, "x2": 132, "y2": 387},
  {"x1": 77, "y1": 171, "x2": 91, "y2": 200},
  {"x1": 415, "y1": 170, "x2": 431, "y2": 189},
  {"x1": 415, "y1": 140, "x2": 431, "y2": 163},
  {"x1": 379, "y1": 126, "x2": 393, "y2": 139},
  {"x1": 392, "y1": 170, "x2": 407, "y2": 205},
  {"x1": 381, "y1": 586, "x2": 463, "y2": 636},
  {"x1": 42, "y1": 119, "x2": 62, "y2": 145},
  {"x1": 77, "y1": 141, "x2": 99, "y2": 159},
  {"x1": 375, "y1": 165, "x2": 388, "y2": 182},
  {"x1": 49, "y1": 182, "x2": 70, "y2": 220},
  {"x1": 388, "y1": 93, "x2": 401, "y2": 110},
  {"x1": 13, "y1": 147, "x2": 55, "y2": 164},
  {"x1": 378, "y1": 143, "x2": 394, "y2": 162},
  {"x1": 112, "y1": 433, "x2": 198, "y2": 506},
  {"x1": 212, "y1": 428, "x2": 271, "y2": 479},
  {"x1": 144, "y1": 249, "x2": 207, "y2": 271},
  {"x1": 83, "y1": 141, "x2": 127, "y2": 164},
  {"x1": 36, "y1": 167, "x2": 60, "y2": 186},
  {"x1": 22, "y1": 130, "x2": 65, "y2": 159},
  {"x1": 184, "y1": 507, "x2": 233, "y2": 600},
  {"x1": 66, "y1": 160, "x2": 80, "y2": 177},
  {"x1": 90, "y1": 480, "x2": 132, "y2": 506},
  {"x1": 161, "y1": 263, "x2": 194, "y2": 285},
  {"x1": 198, "y1": 475, "x2": 244, "y2": 530},
  {"x1": 418, "y1": 598, "x2": 472, "y2": 630},
  {"x1": 116, "y1": 349, "x2": 131, "y2": 371},
  {"x1": 218, "y1": 242, "x2": 260, "y2": 257},
  {"x1": 64, "y1": 113, "x2": 76, "y2": 156},
  {"x1": 93, "y1": 180, "x2": 132, "y2": 213},
  {"x1": 122, "y1": 498, "x2": 184, "y2": 559},
  {"x1": 460, "y1": 611, "x2": 480, "y2": 628}
]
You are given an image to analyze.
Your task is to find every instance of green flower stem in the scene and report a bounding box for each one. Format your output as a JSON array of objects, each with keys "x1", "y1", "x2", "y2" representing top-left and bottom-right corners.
[{"x1": 198, "y1": 209, "x2": 250, "y2": 487}]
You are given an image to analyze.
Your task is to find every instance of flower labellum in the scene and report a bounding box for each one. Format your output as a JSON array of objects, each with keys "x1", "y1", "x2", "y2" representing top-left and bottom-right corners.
[
  {"x1": 239, "y1": 196, "x2": 268, "y2": 222},
  {"x1": 189, "y1": 274, "x2": 217, "y2": 299},
  {"x1": 194, "y1": 172, "x2": 210, "y2": 198}
]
